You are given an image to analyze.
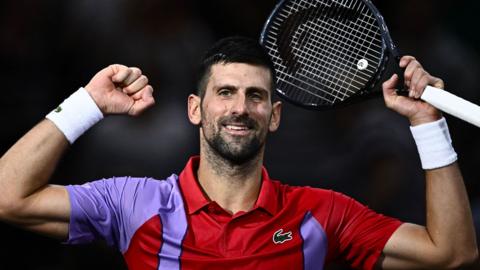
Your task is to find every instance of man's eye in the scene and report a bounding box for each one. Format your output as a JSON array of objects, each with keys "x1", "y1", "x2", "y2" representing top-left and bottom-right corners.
[
  {"x1": 218, "y1": 89, "x2": 231, "y2": 96},
  {"x1": 249, "y1": 92, "x2": 264, "y2": 100}
]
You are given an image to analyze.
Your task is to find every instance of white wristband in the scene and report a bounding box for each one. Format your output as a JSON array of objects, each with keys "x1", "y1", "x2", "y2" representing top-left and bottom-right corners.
[
  {"x1": 410, "y1": 117, "x2": 457, "y2": 170},
  {"x1": 46, "y1": 87, "x2": 104, "y2": 144}
]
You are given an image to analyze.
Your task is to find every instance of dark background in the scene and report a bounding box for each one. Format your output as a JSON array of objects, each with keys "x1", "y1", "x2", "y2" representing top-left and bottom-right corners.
[{"x1": 1, "y1": 0, "x2": 479, "y2": 269}]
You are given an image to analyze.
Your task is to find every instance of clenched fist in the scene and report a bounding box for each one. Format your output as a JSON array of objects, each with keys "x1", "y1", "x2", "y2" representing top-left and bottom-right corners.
[{"x1": 85, "y1": 64, "x2": 155, "y2": 116}]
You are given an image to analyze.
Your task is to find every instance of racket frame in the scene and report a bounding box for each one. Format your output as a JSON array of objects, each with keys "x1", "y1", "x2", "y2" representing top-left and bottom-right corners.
[{"x1": 259, "y1": 0, "x2": 400, "y2": 110}]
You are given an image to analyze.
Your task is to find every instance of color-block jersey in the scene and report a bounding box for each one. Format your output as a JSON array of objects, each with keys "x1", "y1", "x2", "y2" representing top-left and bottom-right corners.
[{"x1": 66, "y1": 157, "x2": 402, "y2": 270}]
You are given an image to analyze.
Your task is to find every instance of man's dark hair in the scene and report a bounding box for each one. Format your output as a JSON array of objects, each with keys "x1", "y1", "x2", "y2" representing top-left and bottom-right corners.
[{"x1": 196, "y1": 36, "x2": 276, "y2": 99}]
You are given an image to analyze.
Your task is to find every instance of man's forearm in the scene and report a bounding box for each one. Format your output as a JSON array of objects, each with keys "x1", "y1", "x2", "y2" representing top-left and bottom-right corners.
[
  {"x1": 0, "y1": 120, "x2": 68, "y2": 211},
  {"x1": 424, "y1": 163, "x2": 478, "y2": 265},
  {"x1": 415, "y1": 119, "x2": 478, "y2": 265},
  {"x1": 381, "y1": 163, "x2": 478, "y2": 269}
]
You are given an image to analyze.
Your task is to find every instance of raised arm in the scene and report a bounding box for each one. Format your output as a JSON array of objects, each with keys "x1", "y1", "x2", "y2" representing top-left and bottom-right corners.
[
  {"x1": 0, "y1": 65, "x2": 154, "y2": 239},
  {"x1": 378, "y1": 56, "x2": 478, "y2": 269}
]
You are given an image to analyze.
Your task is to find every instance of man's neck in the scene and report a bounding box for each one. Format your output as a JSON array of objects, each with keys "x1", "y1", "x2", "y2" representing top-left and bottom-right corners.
[{"x1": 197, "y1": 148, "x2": 264, "y2": 215}]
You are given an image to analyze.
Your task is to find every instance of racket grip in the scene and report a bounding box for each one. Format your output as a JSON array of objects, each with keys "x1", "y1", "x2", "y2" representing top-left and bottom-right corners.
[{"x1": 421, "y1": 86, "x2": 480, "y2": 128}]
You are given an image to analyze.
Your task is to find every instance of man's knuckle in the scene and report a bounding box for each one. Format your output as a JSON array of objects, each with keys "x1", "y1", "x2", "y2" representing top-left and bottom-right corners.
[{"x1": 131, "y1": 67, "x2": 142, "y2": 75}]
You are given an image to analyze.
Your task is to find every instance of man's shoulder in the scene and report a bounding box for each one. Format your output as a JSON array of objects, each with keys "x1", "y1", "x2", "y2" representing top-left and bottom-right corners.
[
  {"x1": 270, "y1": 179, "x2": 337, "y2": 202},
  {"x1": 273, "y1": 179, "x2": 332, "y2": 193},
  {"x1": 271, "y1": 179, "x2": 356, "y2": 207},
  {"x1": 80, "y1": 174, "x2": 178, "y2": 186},
  {"x1": 68, "y1": 174, "x2": 181, "y2": 200}
]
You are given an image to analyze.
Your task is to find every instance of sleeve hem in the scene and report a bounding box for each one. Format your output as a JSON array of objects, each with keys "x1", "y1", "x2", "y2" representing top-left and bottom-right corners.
[{"x1": 367, "y1": 220, "x2": 404, "y2": 270}]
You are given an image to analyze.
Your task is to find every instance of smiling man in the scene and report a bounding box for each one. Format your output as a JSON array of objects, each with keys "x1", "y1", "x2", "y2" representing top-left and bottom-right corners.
[{"x1": 0, "y1": 37, "x2": 477, "y2": 270}]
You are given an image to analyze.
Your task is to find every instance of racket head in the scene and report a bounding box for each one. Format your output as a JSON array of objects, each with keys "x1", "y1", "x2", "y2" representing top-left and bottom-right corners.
[{"x1": 260, "y1": 0, "x2": 397, "y2": 110}]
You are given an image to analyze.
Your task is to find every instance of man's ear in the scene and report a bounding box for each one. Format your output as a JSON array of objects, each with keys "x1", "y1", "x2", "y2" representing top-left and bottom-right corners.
[
  {"x1": 188, "y1": 94, "x2": 202, "y2": 125},
  {"x1": 269, "y1": 101, "x2": 282, "y2": 132}
]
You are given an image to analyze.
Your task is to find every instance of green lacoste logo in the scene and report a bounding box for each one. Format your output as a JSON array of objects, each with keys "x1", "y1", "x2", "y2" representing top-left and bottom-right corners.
[
  {"x1": 54, "y1": 106, "x2": 62, "y2": 113},
  {"x1": 272, "y1": 229, "x2": 293, "y2": 244}
]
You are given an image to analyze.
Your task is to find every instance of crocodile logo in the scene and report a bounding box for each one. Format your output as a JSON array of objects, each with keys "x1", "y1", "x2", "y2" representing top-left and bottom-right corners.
[
  {"x1": 54, "y1": 106, "x2": 62, "y2": 113},
  {"x1": 272, "y1": 229, "x2": 293, "y2": 244}
]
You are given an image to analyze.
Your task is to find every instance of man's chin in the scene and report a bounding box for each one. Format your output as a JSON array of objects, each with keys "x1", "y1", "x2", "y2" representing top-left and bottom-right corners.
[
  {"x1": 205, "y1": 131, "x2": 264, "y2": 165},
  {"x1": 216, "y1": 141, "x2": 262, "y2": 165},
  {"x1": 220, "y1": 150, "x2": 260, "y2": 165}
]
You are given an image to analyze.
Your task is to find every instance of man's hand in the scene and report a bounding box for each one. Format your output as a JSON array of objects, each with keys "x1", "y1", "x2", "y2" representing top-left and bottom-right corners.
[
  {"x1": 382, "y1": 56, "x2": 443, "y2": 126},
  {"x1": 85, "y1": 64, "x2": 155, "y2": 116}
]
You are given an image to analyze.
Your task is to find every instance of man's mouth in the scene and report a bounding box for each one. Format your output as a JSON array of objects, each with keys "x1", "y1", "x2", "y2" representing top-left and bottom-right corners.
[
  {"x1": 219, "y1": 115, "x2": 257, "y2": 136},
  {"x1": 225, "y1": 124, "x2": 249, "y2": 131},
  {"x1": 223, "y1": 123, "x2": 252, "y2": 135}
]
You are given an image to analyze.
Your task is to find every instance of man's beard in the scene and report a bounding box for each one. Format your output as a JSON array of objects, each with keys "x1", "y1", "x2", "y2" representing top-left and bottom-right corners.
[{"x1": 202, "y1": 114, "x2": 265, "y2": 165}]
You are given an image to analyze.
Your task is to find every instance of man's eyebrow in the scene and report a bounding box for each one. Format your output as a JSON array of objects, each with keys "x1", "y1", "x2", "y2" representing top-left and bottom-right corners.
[
  {"x1": 246, "y1": 86, "x2": 269, "y2": 95},
  {"x1": 213, "y1": 84, "x2": 237, "y2": 91}
]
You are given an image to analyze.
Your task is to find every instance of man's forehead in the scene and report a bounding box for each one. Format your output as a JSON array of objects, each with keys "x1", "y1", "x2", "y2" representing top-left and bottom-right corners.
[{"x1": 208, "y1": 62, "x2": 272, "y2": 91}]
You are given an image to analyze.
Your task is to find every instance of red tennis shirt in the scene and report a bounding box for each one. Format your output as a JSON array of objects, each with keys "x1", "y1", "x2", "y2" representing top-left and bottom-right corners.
[{"x1": 66, "y1": 156, "x2": 402, "y2": 270}]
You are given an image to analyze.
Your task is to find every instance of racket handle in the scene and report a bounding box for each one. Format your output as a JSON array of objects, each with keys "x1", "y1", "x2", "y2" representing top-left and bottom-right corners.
[{"x1": 421, "y1": 86, "x2": 480, "y2": 127}]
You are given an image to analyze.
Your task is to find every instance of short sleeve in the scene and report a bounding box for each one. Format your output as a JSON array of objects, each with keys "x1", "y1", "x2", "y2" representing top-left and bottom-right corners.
[
  {"x1": 328, "y1": 191, "x2": 402, "y2": 270},
  {"x1": 65, "y1": 175, "x2": 178, "y2": 253}
]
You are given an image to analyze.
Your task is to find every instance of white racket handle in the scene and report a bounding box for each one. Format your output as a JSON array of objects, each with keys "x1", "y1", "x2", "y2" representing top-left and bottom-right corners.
[{"x1": 420, "y1": 86, "x2": 480, "y2": 128}]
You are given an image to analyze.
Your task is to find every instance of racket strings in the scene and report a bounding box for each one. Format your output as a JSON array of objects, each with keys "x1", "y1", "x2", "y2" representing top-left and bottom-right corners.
[
  {"x1": 263, "y1": 0, "x2": 384, "y2": 106},
  {"x1": 327, "y1": 1, "x2": 382, "y2": 101},
  {"x1": 264, "y1": 2, "x2": 342, "y2": 104},
  {"x1": 296, "y1": 0, "x2": 365, "y2": 103},
  {"x1": 284, "y1": 0, "x2": 340, "y2": 104},
  {"x1": 269, "y1": 0, "x2": 327, "y2": 102},
  {"x1": 293, "y1": 0, "x2": 381, "y2": 103},
  {"x1": 295, "y1": 4, "x2": 378, "y2": 102},
  {"x1": 265, "y1": 2, "x2": 354, "y2": 104}
]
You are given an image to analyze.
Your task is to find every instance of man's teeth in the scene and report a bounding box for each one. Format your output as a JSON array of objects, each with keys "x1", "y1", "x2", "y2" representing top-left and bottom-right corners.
[{"x1": 226, "y1": 125, "x2": 248, "y2": 131}]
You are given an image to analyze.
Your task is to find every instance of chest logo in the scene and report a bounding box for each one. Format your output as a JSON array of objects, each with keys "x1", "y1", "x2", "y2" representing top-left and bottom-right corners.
[{"x1": 273, "y1": 229, "x2": 293, "y2": 244}]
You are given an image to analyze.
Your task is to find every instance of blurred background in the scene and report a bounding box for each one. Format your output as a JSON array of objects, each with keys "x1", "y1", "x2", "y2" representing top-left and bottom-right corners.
[{"x1": 1, "y1": 0, "x2": 479, "y2": 269}]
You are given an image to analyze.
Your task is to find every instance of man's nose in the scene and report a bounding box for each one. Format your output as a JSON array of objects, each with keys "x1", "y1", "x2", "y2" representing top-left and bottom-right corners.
[{"x1": 231, "y1": 93, "x2": 249, "y2": 115}]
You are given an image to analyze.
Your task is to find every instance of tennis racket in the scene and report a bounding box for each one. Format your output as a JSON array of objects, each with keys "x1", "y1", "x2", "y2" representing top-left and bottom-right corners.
[{"x1": 260, "y1": 0, "x2": 480, "y2": 127}]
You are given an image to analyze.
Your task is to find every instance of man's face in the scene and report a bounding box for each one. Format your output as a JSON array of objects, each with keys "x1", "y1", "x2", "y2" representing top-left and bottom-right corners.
[{"x1": 189, "y1": 62, "x2": 281, "y2": 164}]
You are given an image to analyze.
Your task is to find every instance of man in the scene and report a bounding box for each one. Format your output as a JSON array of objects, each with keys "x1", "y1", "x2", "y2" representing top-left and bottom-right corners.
[{"x1": 0, "y1": 37, "x2": 477, "y2": 269}]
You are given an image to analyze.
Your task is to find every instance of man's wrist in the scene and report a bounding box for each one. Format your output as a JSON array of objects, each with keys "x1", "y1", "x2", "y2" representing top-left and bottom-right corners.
[
  {"x1": 410, "y1": 117, "x2": 457, "y2": 170},
  {"x1": 409, "y1": 111, "x2": 442, "y2": 127},
  {"x1": 46, "y1": 87, "x2": 104, "y2": 144}
]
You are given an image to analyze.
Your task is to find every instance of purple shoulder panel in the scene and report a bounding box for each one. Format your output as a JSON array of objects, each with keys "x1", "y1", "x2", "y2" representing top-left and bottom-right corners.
[
  {"x1": 300, "y1": 211, "x2": 328, "y2": 270},
  {"x1": 66, "y1": 174, "x2": 185, "y2": 253}
]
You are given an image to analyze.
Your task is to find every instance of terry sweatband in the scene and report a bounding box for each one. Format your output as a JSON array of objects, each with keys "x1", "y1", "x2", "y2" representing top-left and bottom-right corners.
[
  {"x1": 410, "y1": 117, "x2": 457, "y2": 170},
  {"x1": 46, "y1": 87, "x2": 104, "y2": 144}
]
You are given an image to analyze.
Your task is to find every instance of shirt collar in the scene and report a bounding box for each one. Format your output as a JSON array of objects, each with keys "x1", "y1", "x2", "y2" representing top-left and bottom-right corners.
[{"x1": 178, "y1": 156, "x2": 278, "y2": 216}]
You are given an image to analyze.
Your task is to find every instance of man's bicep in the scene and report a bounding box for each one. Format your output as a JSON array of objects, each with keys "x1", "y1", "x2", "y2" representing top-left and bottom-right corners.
[
  {"x1": 379, "y1": 223, "x2": 440, "y2": 269},
  {"x1": 9, "y1": 184, "x2": 70, "y2": 240}
]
